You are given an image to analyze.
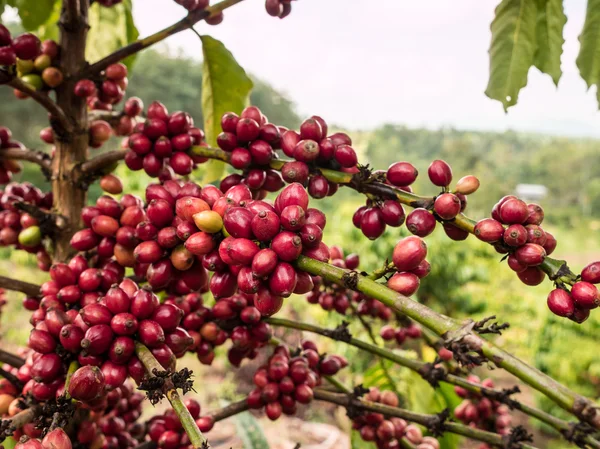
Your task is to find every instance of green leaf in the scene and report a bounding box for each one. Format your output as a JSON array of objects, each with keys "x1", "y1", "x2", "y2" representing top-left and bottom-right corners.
[
  {"x1": 485, "y1": 0, "x2": 538, "y2": 111},
  {"x1": 3, "y1": 437, "x2": 17, "y2": 449},
  {"x1": 200, "y1": 34, "x2": 253, "y2": 183},
  {"x1": 576, "y1": 0, "x2": 600, "y2": 107},
  {"x1": 233, "y1": 411, "x2": 270, "y2": 449},
  {"x1": 351, "y1": 430, "x2": 374, "y2": 449},
  {"x1": 36, "y1": 0, "x2": 61, "y2": 42},
  {"x1": 533, "y1": 0, "x2": 566, "y2": 85},
  {"x1": 10, "y1": 0, "x2": 57, "y2": 30},
  {"x1": 86, "y1": 0, "x2": 139, "y2": 69}
]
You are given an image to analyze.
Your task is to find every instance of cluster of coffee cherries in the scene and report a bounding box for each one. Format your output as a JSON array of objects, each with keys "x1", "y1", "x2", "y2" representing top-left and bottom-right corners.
[
  {"x1": 0, "y1": 126, "x2": 26, "y2": 184},
  {"x1": 97, "y1": 383, "x2": 146, "y2": 449},
  {"x1": 0, "y1": 182, "x2": 52, "y2": 269},
  {"x1": 28, "y1": 272, "x2": 197, "y2": 401},
  {"x1": 279, "y1": 116, "x2": 357, "y2": 199},
  {"x1": 147, "y1": 398, "x2": 215, "y2": 446},
  {"x1": 216, "y1": 106, "x2": 285, "y2": 198},
  {"x1": 474, "y1": 196, "x2": 555, "y2": 282},
  {"x1": 379, "y1": 322, "x2": 422, "y2": 346},
  {"x1": 547, "y1": 261, "x2": 600, "y2": 323},
  {"x1": 306, "y1": 248, "x2": 359, "y2": 314},
  {"x1": 75, "y1": 63, "x2": 128, "y2": 112},
  {"x1": 205, "y1": 182, "x2": 329, "y2": 315},
  {"x1": 196, "y1": 293, "x2": 273, "y2": 366},
  {"x1": 388, "y1": 236, "x2": 429, "y2": 298},
  {"x1": 248, "y1": 342, "x2": 346, "y2": 420},
  {"x1": 265, "y1": 0, "x2": 295, "y2": 18},
  {"x1": 353, "y1": 387, "x2": 440, "y2": 449},
  {"x1": 353, "y1": 197, "x2": 406, "y2": 240},
  {"x1": 70, "y1": 188, "x2": 210, "y2": 295},
  {"x1": 13, "y1": 429, "x2": 73, "y2": 449},
  {"x1": 124, "y1": 101, "x2": 206, "y2": 177},
  {"x1": 0, "y1": 27, "x2": 63, "y2": 95},
  {"x1": 454, "y1": 376, "x2": 512, "y2": 448}
]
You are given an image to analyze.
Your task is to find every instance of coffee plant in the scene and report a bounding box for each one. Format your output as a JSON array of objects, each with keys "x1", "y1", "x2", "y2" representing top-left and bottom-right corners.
[{"x1": 0, "y1": 1, "x2": 599, "y2": 449}]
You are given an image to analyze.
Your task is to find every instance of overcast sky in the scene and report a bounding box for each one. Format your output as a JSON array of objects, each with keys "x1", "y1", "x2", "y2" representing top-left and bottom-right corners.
[{"x1": 133, "y1": 1, "x2": 600, "y2": 137}]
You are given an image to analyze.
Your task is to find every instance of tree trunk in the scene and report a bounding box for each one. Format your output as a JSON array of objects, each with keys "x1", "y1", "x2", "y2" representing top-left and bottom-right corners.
[{"x1": 52, "y1": 0, "x2": 89, "y2": 262}]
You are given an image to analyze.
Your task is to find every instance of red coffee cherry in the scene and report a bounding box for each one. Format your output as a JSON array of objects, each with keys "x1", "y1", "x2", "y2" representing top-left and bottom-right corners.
[
  {"x1": 406, "y1": 208, "x2": 436, "y2": 237},
  {"x1": 474, "y1": 218, "x2": 504, "y2": 243},
  {"x1": 433, "y1": 193, "x2": 461, "y2": 220},
  {"x1": 570, "y1": 281, "x2": 599, "y2": 309},
  {"x1": 387, "y1": 162, "x2": 418, "y2": 186},
  {"x1": 581, "y1": 262, "x2": 600, "y2": 284},
  {"x1": 427, "y1": 160, "x2": 452, "y2": 187},
  {"x1": 547, "y1": 288, "x2": 574, "y2": 317},
  {"x1": 499, "y1": 198, "x2": 529, "y2": 224},
  {"x1": 393, "y1": 236, "x2": 427, "y2": 272}
]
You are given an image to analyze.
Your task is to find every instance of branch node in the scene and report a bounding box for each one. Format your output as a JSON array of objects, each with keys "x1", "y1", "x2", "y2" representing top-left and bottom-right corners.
[
  {"x1": 483, "y1": 386, "x2": 521, "y2": 410},
  {"x1": 473, "y1": 315, "x2": 510, "y2": 335},
  {"x1": 323, "y1": 321, "x2": 352, "y2": 342},
  {"x1": 417, "y1": 360, "x2": 447, "y2": 387},
  {"x1": 561, "y1": 422, "x2": 595, "y2": 448},
  {"x1": 342, "y1": 270, "x2": 359, "y2": 290},
  {"x1": 138, "y1": 368, "x2": 170, "y2": 405},
  {"x1": 352, "y1": 384, "x2": 370, "y2": 398},
  {"x1": 502, "y1": 425, "x2": 533, "y2": 449},
  {"x1": 427, "y1": 408, "x2": 449, "y2": 437},
  {"x1": 171, "y1": 367, "x2": 195, "y2": 395}
]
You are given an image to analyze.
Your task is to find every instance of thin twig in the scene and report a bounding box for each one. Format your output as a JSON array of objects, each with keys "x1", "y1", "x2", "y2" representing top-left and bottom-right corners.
[
  {"x1": 207, "y1": 399, "x2": 249, "y2": 422},
  {"x1": 0, "y1": 147, "x2": 52, "y2": 175},
  {"x1": 83, "y1": 0, "x2": 246, "y2": 76},
  {"x1": 0, "y1": 275, "x2": 41, "y2": 297},
  {"x1": 7, "y1": 78, "x2": 72, "y2": 133},
  {"x1": 313, "y1": 389, "x2": 538, "y2": 449}
]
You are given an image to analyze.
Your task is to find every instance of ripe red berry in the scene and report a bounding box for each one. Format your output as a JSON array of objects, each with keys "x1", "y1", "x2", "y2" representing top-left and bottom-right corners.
[
  {"x1": 581, "y1": 262, "x2": 600, "y2": 284},
  {"x1": 387, "y1": 162, "x2": 418, "y2": 186},
  {"x1": 393, "y1": 236, "x2": 427, "y2": 272},
  {"x1": 334, "y1": 144, "x2": 358, "y2": 167},
  {"x1": 406, "y1": 208, "x2": 436, "y2": 237},
  {"x1": 570, "y1": 281, "x2": 599, "y2": 309},
  {"x1": 68, "y1": 366, "x2": 105, "y2": 402},
  {"x1": 387, "y1": 272, "x2": 420, "y2": 296},
  {"x1": 427, "y1": 160, "x2": 452, "y2": 187},
  {"x1": 499, "y1": 198, "x2": 529, "y2": 224},
  {"x1": 360, "y1": 207, "x2": 386, "y2": 240},
  {"x1": 12, "y1": 33, "x2": 41, "y2": 60},
  {"x1": 525, "y1": 203, "x2": 544, "y2": 225},
  {"x1": 516, "y1": 266, "x2": 546, "y2": 286},
  {"x1": 503, "y1": 224, "x2": 527, "y2": 247},
  {"x1": 434, "y1": 193, "x2": 461, "y2": 220},
  {"x1": 514, "y1": 243, "x2": 546, "y2": 266},
  {"x1": 547, "y1": 289, "x2": 575, "y2": 317},
  {"x1": 474, "y1": 218, "x2": 504, "y2": 242},
  {"x1": 380, "y1": 200, "x2": 405, "y2": 227}
]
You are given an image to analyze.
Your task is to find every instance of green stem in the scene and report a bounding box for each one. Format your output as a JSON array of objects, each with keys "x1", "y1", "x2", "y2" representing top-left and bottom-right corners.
[
  {"x1": 135, "y1": 343, "x2": 208, "y2": 448},
  {"x1": 84, "y1": 0, "x2": 246, "y2": 76},
  {"x1": 63, "y1": 360, "x2": 80, "y2": 400},
  {"x1": 367, "y1": 261, "x2": 396, "y2": 280},
  {"x1": 349, "y1": 301, "x2": 403, "y2": 399},
  {"x1": 266, "y1": 317, "x2": 600, "y2": 448},
  {"x1": 292, "y1": 255, "x2": 599, "y2": 425},
  {"x1": 313, "y1": 389, "x2": 539, "y2": 449},
  {"x1": 325, "y1": 375, "x2": 352, "y2": 394}
]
